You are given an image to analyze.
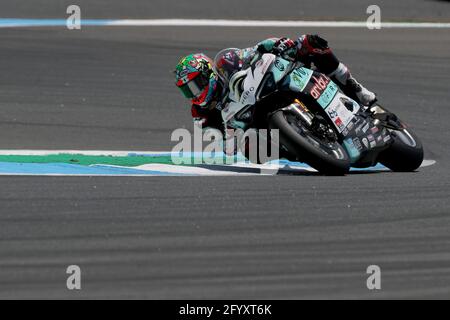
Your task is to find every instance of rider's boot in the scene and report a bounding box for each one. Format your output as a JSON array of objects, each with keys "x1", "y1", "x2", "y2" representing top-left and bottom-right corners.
[{"x1": 328, "y1": 63, "x2": 377, "y2": 107}]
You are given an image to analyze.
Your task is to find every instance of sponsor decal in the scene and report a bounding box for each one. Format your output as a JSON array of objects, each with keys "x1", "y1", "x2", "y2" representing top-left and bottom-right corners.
[
  {"x1": 355, "y1": 119, "x2": 365, "y2": 133},
  {"x1": 334, "y1": 117, "x2": 345, "y2": 130},
  {"x1": 241, "y1": 86, "x2": 255, "y2": 103},
  {"x1": 291, "y1": 67, "x2": 313, "y2": 91},
  {"x1": 346, "y1": 121, "x2": 355, "y2": 132},
  {"x1": 316, "y1": 82, "x2": 339, "y2": 109},
  {"x1": 342, "y1": 120, "x2": 356, "y2": 137},
  {"x1": 310, "y1": 74, "x2": 330, "y2": 100},
  {"x1": 292, "y1": 74, "x2": 302, "y2": 87},
  {"x1": 274, "y1": 59, "x2": 285, "y2": 72},
  {"x1": 362, "y1": 123, "x2": 370, "y2": 133},
  {"x1": 383, "y1": 135, "x2": 392, "y2": 143},
  {"x1": 367, "y1": 135, "x2": 377, "y2": 148},
  {"x1": 353, "y1": 138, "x2": 363, "y2": 151},
  {"x1": 323, "y1": 92, "x2": 358, "y2": 133},
  {"x1": 179, "y1": 68, "x2": 189, "y2": 78},
  {"x1": 327, "y1": 109, "x2": 338, "y2": 119},
  {"x1": 362, "y1": 138, "x2": 369, "y2": 148}
]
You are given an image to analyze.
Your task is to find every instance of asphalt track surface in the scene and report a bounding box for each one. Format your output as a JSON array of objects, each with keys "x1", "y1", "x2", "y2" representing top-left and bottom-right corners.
[
  {"x1": 1, "y1": 0, "x2": 450, "y2": 21},
  {"x1": 1, "y1": 1, "x2": 450, "y2": 299}
]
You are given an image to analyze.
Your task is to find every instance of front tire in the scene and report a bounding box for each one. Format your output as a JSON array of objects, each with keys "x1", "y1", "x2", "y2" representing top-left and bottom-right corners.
[{"x1": 269, "y1": 110, "x2": 351, "y2": 175}]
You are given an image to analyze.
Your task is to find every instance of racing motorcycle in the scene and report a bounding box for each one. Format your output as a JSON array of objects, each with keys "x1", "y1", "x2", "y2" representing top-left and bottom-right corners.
[{"x1": 213, "y1": 48, "x2": 424, "y2": 175}]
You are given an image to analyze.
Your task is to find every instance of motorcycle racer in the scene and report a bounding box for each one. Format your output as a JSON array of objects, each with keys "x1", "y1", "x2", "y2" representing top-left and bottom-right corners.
[{"x1": 175, "y1": 35, "x2": 377, "y2": 134}]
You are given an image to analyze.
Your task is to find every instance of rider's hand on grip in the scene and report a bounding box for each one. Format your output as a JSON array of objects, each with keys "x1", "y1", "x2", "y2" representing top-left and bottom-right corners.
[{"x1": 273, "y1": 38, "x2": 296, "y2": 54}]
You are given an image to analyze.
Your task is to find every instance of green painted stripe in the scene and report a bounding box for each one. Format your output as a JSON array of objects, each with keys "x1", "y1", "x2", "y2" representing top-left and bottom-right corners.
[
  {"x1": 0, "y1": 154, "x2": 174, "y2": 166},
  {"x1": 0, "y1": 153, "x2": 238, "y2": 167},
  {"x1": 0, "y1": 154, "x2": 176, "y2": 167}
]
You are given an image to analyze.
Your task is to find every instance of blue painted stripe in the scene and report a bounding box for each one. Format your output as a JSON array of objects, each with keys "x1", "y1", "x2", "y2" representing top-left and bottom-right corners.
[
  {"x1": 0, "y1": 19, "x2": 114, "y2": 27},
  {"x1": 0, "y1": 162, "x2": 185, "y2": 176},
  {"x1": 125, "y1": 153, "x2": 388, "y2": 171},
  {"x1": 350, "y1": 165, "x2": 388, "y2": 171},
  {"x1": 271, "y1": 159, "x2": 387, "y2": 170}
]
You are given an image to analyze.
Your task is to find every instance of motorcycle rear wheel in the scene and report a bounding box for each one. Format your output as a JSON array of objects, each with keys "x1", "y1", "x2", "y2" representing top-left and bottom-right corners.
[{"x1": 379, "y1": 127, "x2": 424, "y2": 172}]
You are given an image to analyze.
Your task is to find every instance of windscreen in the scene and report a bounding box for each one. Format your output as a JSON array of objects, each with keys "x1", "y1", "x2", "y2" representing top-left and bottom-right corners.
[{"x1": 213, "y1": 48, "x2": 244, "y2": 85}]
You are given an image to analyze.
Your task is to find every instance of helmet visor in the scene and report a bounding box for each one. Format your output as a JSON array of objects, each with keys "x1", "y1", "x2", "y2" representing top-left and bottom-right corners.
[{"x1": 178, "y1": 74, "x2": 210, "y2": 99}]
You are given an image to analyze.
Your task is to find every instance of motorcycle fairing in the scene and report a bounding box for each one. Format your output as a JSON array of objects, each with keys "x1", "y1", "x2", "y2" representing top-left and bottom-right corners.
[
  {"x1": 219, "y1": 53, "x2": 392, "y2": 166},
  {"x1": 222, "y1": 54, "x2": 276, "y2": 125}
]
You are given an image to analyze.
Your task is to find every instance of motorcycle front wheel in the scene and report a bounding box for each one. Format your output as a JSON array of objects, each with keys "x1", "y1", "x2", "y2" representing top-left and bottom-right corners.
[{"x1": 269, "y1": 110, "x2": 351, "y2": 175}]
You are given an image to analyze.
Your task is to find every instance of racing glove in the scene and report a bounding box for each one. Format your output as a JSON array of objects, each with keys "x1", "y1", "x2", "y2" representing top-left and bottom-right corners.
[
  {"x1": 273, "y1": 38, "x2": 296, "y2": 54},
  {"x1": 273, "y1": 38, "x2": 298, "y2": 61}
]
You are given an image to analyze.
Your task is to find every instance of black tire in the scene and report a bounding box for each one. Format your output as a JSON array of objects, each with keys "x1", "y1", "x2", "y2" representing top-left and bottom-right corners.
[
  {"x1": 269, "y1": 110, "x2": 351, "y2": 175},
  {"x1": 379, "y1": 128, "x2": 424, "y2": 172}
]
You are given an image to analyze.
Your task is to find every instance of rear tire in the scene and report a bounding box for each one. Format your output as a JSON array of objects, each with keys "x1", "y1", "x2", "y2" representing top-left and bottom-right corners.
[
  {"x1": 379, "y1": 128, "x2": 424, "y2": 172},
  {"x1": 269, "y1": 110, "x2": 351, "y2": 175}
]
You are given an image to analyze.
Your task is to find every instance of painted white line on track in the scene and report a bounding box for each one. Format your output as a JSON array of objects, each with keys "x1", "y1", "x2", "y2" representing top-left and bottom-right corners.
[
  {"x1": 0, "y1": 150, "x2": 168, "y2": 156},
  {"x1": 1, "y1": 19, "x2": 450, "y2": 29},
  {"x1": 0, "y1": 150, "x2": 437, "y2": 176},
  {"x1": 107, "y1": 19, "x2": 450, "y2": 28}
]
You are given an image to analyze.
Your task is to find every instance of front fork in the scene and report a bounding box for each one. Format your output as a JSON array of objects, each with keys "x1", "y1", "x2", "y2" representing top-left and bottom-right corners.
[
  {"x1": 282, "y1": 99, "x2": 314, "y2": 126},
  {"x1": 282, "y1": 98, "x2": 338, "y2": 142}
]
